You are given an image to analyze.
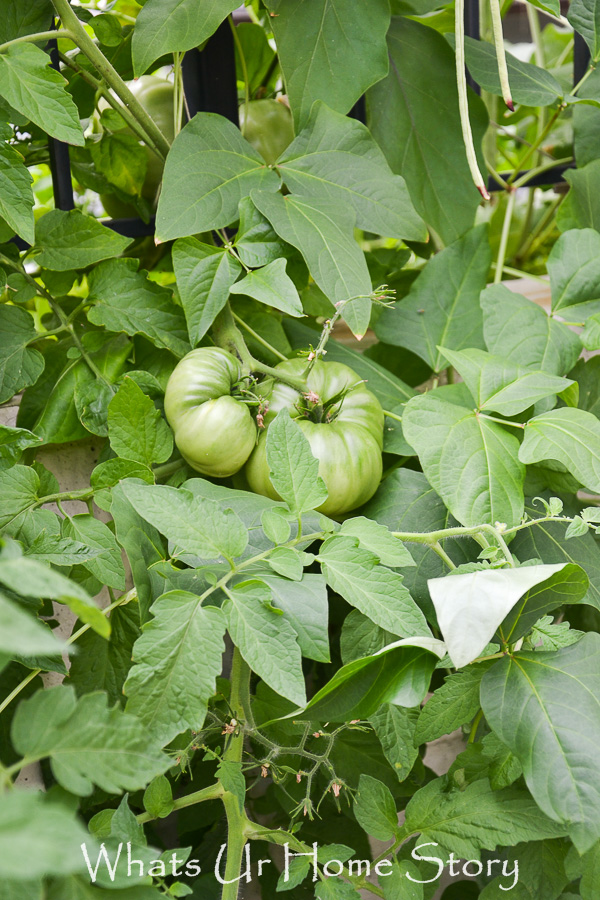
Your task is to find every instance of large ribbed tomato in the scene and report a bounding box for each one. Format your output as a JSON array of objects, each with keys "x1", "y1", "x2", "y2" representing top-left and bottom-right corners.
[
  {"x1": 164, "y1": 348, "x2": 256, "y2": 477},
  {"x1": 245, "y1": 358, "x2": 384, "y2": 516}
]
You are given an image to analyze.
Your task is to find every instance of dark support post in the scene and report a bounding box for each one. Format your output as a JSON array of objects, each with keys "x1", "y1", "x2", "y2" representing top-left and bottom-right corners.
[
  {"x1": 47, "y1": 23, "x2": 75, "y2": 211},
  {"x1": 574, "y1": 31, "x2": 592, "y2": 87},
  {"x1": 181, "y1": 20, "x2": 239, "y2": 125},
  {"x1": 464, "y1": 0, "x2": 481, "y2": 94}
]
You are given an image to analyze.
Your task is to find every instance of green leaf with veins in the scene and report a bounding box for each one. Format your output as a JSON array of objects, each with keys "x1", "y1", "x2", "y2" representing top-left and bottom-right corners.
[
  {"x1": 354, "y1": 774, "x2": 399, "y2": 841},
  {"x1": 258, "y1": 573, "x2": 330, "y2": 663},
  {"x1": 33, "y1": 209, "x2": 132, "y2": 271},
  {"x1": 520, "y1": 407, "x2": 600, "y2": 492},
  {"x1": 376, "y1": 225, "x2": 491, "y2": 372},
  {"x1": 415, "y1": 663, "x2": 493, "y2": 744},
  {"x1": 108, "y1": 378, "x2": 173, "y2": 468},
  {"x1": 481, "y1": 633, "x2": 600, "y2": 853},
  {"x1": 0, "y1": 305, "x2": 44, "y2": 404},
  {"x1": 265, "y1": 410, "x2": 328, "y2": 515},
  {"x1": 568, "y1": 0, "x2": 600, "y2": 61},
  {"x1": 340, "y1": 516, "x2": 415, "y2": 568},
  {"x1": 0, "y1": 592, "x2": 66, "y2": 657},
  {"x1": 229, "y1": 258, "x2": 303, "y2": 317},
  {"x1": 370, "y1": 704, "x2": 420, "y2": 781},
  {"x1": 252, "y1": 190, "x2": 372, "y2": 337},
  {"x1": 0, "y1": 140, "x2": 34, "y2": 243},
  {"x1": 557, "y1": 160, "x2": 600, "y2": 232},
  {"x1": 276, "y1": 102, "x2": 425, "y2": 240},
  {"x1": 547, "y1": 228, "x2": 600, "y2": 316},
  {"x1": 402, "y1": 392, "x2": 525, "y2": 528},
  {"x1": 62, "y1": 514, "x2": 126, "y2": 591}
]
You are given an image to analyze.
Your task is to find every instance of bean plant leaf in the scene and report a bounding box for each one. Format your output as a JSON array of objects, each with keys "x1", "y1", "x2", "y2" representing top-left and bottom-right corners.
[
  {"x1": 33, "y1": 210, "x2": 132, "y2": 271},
  {"x1": 376, "y1": 225, "x2": 491, "y2": 372},
  {"x1": 402, "y1": 392, "x2": 525, "y2": 528},
  {"x1": 428, "y1": 564, "x2": 577, "y2": 668},
  {"x1": 253, "y1": 190, "x2": 372, "y2": 336},
  {"x1": 0, "y1": 44, "x2": 84, "y2": 145},
  {"x1": 224, "y1": 580, "x2": 306, "y2": 706},
  {"x1": 547, "y1": 228, "x2": 600, "y2": 316},
  {"x1": 398, "y1": 777, "x2": 567, "y2": 860},
  {"x1": 439, "y1": 347, "x2": 573, "y2": 416},
  {"x1": 264, "y1": 0, "x2": 391, "y2": 129},
  {"x1": 108, "y1": 378, "x2": 173, "y2": 468},
  {"x1": 568, "y1": 0, "x2": 600, "y2": 61},
  {"x1": 124, "y1": 592, "x2": 227, "y2": 746},
  {"x1": 11, "y1": 685, "x2": 171, "y2": 795},
  {"x1": 0, "y1": 792, "x2": 92, "y2": 880},
  {"x1": 265, "y1": 410, "x2": 328, "y2": 515},
  {"x1": 121, "y1": 482, "x2": 249, "y2": 563},
  {"x1": 481, "y1": 285, "x2": 582, "y2": 376},
  {"x1": 87, "y1": 258, "x2": 190, "y2": 358},
  {"x1": 156, "y1": 113, "x2": 280, "y2": 241},
  {"x1": 234, "y1": 197, "x2": 290, "y2": 267},
  {"x1": 368, "y1": 18, "x2": 488, "y2": 244},
  {"x1": 500, "y1": 564, "x2": 589, "y2": 643},
  {"x1": 520, "y1": 408, "x2": 600, "y2": 492},
  {"x1": 0, "y1": 305, "x2": 44, "y2": 404},
  {"x1": 230, "y1": 258, "x2": 303, "y2": 316},
  {"x1": 276, "y1": 102, "x2": 425, "y2": 240},
  {"x1": 557, "y1": 160, "x2": 600, "y2": 232},
  {"x1": 481, "y1": 634, "x2": 600, "y2": 853},
  {"x1": 299, "y1": 636, "x2": 446, "y2": 722},
  {"x1": 172, "y1": 237, "x2": 242, "y2": 346},
  {"x1": 0, "y1": 141, "x2": 34, "y2": 243},
  {"x1": 132, "y1": 0, "x2": 240, "y2": 76},
  {"x1": 318, "y1": 535, "x2": 429, "y2": 638}
]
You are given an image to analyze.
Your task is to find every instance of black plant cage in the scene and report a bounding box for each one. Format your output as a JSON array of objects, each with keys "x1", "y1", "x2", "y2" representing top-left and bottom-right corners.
[{"x1": 39, "y1": 2, "x2": 592, "y2": 244}]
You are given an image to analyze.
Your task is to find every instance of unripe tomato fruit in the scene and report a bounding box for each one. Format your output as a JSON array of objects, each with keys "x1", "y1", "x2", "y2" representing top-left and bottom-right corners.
[
  {"x1": 239, "y1": 99, "x2": 295, "y2": 166},
  {"x1": 245, "y1": 358, "x2": 384, "y2": 516},
  {"x1": 98, "y1": 76, "x2": 175, "y2": 218},
  {"x1": 164, "y1": 348, "x2": 257, "y2": 477}
]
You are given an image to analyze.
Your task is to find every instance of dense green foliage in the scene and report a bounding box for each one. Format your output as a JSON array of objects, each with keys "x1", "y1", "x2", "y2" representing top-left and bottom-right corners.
[{"x1": 1, "y1": 1, "x2": 600, "y2": 899}]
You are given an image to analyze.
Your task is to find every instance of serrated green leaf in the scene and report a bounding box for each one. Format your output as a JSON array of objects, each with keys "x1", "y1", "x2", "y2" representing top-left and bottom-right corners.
[
  {"x1": 62, "y1": 514, "x2": 126, "y2": 591},
  {"x1": 0, "y1": 592, "x2": 66, "y2": 656},
  {"x1": 265, "y1": 410, "x2": 328, "y2": 515},
  {"x1": 33, "y1": 209, "x2": 132, "y2": 270},
  {"x1": 480, "y1": 839, "x2": 569, "y2": 900},
  {"x1": 340, "y1": 517, "x2": 415, "y2": 568},
  {"x1": 415, "y1": 664, "x2": 491, "y2": 744},
  {"x1": 108, "y1": 378, "x2": 173, "y2": 467},
  {"x1": 370, "y1": 704, "x2": 420, "y2": 781},
  {"x1": 216, "y1": 759, "x2": 246, "y2": 813},
  {"x1": 376, "y1": 226, "x2": 491, "y2": 373},
  {"x1": 90, "y1": 458, "x2": 154, "y2": 490},
  {"x1": 12, "y1": 685, "x2": 171, "y2": 795},
  {"x1": 354, "y1": 774, "x2": 399, "y2": 841},
  {"x1": 0, "y1": 305, "x2": 44, "y2": 403}
]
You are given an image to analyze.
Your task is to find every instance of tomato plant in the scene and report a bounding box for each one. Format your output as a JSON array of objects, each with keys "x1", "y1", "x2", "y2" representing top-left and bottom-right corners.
[{"x1": 1, "y1": 2, "x2": 600, "y2": 900}]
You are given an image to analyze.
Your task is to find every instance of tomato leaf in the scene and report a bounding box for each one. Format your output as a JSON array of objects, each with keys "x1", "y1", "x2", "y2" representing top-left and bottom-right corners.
[
  {"x1": 0, "y1": 305, "x2": 44, "y2": 404},
  {"x1": 33, "y1": 209, "x2": 132, "y2": 271},
  {"x1": 265, "y1": 410, "x2": 328, "y2": 516},
  {"x1": 108, "y1": 378, "x2": 173, "y2": 467},
  {"x1": 173, "y1": 238, "x2": 242, "y2": 346}
]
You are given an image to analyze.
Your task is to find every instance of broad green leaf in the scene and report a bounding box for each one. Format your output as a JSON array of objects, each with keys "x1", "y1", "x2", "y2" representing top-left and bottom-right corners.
[
  {"x1": 581, "y1": 313, "x2": 600, "y2": 350},
  {"x1": 428, "y1": 564, "x2": 574, "y2": 668},
  {"x1": 264, "y1": 0, "x2": 390, "y2": 130},
  {"x1": 234, "y1": 196, "x2": 290, "y2": 268},
  {"x1": 299, "y1": 636, "x2": 446, "y2": 721},
  {"x1": 266, "y1": 546, "x2": 304, "y2": 581},
  {"x1": 62, "y1": 514, "x2": 126, "y2": 591},
  {"x1": 480, "y1": 839, "x2": 569, "y2": 900},
  {"x1": 132, "y1": 0, "x2": 239, "y2": 76},
  {"x1": 172, "y1": 237, "x2": 242, "y2": 345},
  {"x1": 0, "y1": 140, "x2": 34, "y2": 242},
  {"x1": 276, "y1": 102, "x2": 424, "y2": 241},
  {"x1": 376, "y1": 225, "x2": 491, "y2": 372},
  {"x1": 340, "y1": 610, "x2": 398, "y2": 665},
  {"x1": 402, "y1": 392, "x2": 525, "y2": 527},
  {"x1": 0, "y1": 1, "x2": 54, "y2": 46},
  {"x1": 458, "y1": 34, "x2": 563, "y2": 106},
  {"x1": 500, "y1": 564, "x2": 589, "y2": 643},
  {"x1": 0, "y1": 305, "x2": 44, "y2": 403},
  {"x1": 368, "y1": 18, "x2": 488, "y2": 245},
  {"x1": 0, "y1": 423, "x2": 42, "y2": 463},
  {"x1": 124, "y1": 591, "x2": 226, "y2": 746},
  {"x1": 481, "y1": 633, "x2": 600, "y2": 852},
  {"x1": 230, "y1": 258, "x2": 302, "y2": 316},
  {"x1": 121, "y1": 482, "x2": 249, "y2": 563},
  {"x1": 108, "y1": 378, "x2": 173, "y2": 467},
  {"x1": 0, "y1": 44, "x2": 84, "y2": 145},
  {"x1": 23, "y1": 533, "x2": 101, "y2": 567},
  {"x1": 565, "y1": 839, "x2": 600, "y2": 900},
  {"x1": 415, "y1": 664, "x2": 493, "y2": 744},
  {"x1": 354, "y1": 774, "x2": 399, "y2": 841},
  {"x1": 265, "y1": 410, "x2": 328, "y2": 515},
  {"x1": 0, "y1": 464, "x2": 39, "y2": 529},
  {"x1": 568, "y1": 0, "x2": 600, "y2": 61},
  {"x1": 482, "y1": 285, "x2": 582, "y2": 376},
  {"x1": 0, "y1": 592, "x2": 66, "y2": 657},
  {"x1": 90, "y1": 458, "x2": 154, "y2": 491},
  {"x1": 319, "y1": 535, "x2": 429, "y2": 638},
  {"x1": 574, "y1": 67, "x2": 600, "y2": 168},
  {"x1": 399, "y1": 777, "x2": 567, "y2": 860},
  {"x1": 572, "y1": 356, "x2": 600, "y2": 418},
  {"x1": 69, "y1": 602, "x2": 140, "y2": 708},
  {"x1": 0, "y1": 557, "x2": 109, "y2": 638},
  {"x1": 33, "y1": 209, "x2": 132, "y2": 271},
  {"x1": 547, "y1": 228, "x2": 600, "y2": 317},
  {"x1": 520, "y1": 408, "x2": 600, "y2": 491},
  {"x1": 0, "y1": 791, "x2": 92, "y2": 880},
  {"x1": 369, "y1": 704, "x2": 420, "y2": 782},
  {"x1": 557, "y1": 160, "x2": 600, "y2": 232},
  {"x1": 340, "y1": 517, "x2": 415, "y2": 568},
  {"x1": 259, "y1": 573, "x2": 330, "y2": 662},
  {"x1": 143, "y1": 775, "x2": 173, "y2": 820},
  {"x1": 252, "y1": 190, "x2": 372, "y2": 337},
  {"x1": 12, "y1": 685, "x2": 171, "y2": 795},
  {"x1": 155, "y1": 113, "x2": 280, "y2": 241},
  {"x1": 89, "y1": 132, "x2": 147, "y2": 197},
  {"x1": 87, "y1": 258, "x2": 190, "y2": 357},
  {"x1": 224, "y1": 580, "x2": 306, "y2": 706},
  {"x1": 439, "y1": 347, "x2": 573, "y2": 416}
]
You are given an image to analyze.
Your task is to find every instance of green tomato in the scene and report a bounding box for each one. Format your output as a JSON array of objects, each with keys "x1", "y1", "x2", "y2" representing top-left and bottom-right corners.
[
  {"x1": 98, "y1": 76, "x2": 175, "y2": 218},
  {"x1": 164, "y1": 347, "x2": 257, "y2": 478},
  {"x1": 245, "y1": 358, "x2": 384, "y2": 516},
  {"x1": 239, "y1": 99, "x2": 295, "y2": 166}
]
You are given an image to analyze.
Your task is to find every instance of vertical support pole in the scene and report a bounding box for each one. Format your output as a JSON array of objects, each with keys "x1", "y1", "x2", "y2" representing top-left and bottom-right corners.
[
  {"x1": 181, "y1": 19, "x2": 239, "y2": 125},
  {"x1": 48, "y1": 22, "x2": 75, "y2": 211},
  {"x1": 464, "y1": 0, "x2": 481, "y2": 94},
  {"x1": 574, "y1": 31, "x2": 591, "y2": 88}
]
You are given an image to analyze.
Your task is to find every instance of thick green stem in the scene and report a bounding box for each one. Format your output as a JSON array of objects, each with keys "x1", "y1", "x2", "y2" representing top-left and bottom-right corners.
[
  {"x1": 137, "y1": 782, "x2": 224, "y2": 824},
  {"x1": 0, "y1": 30, "x2": 74, "y2": 52},
  {"x1": 51, "y1": 0, "x2": 171, "y2": 159},
  {"x1": 231, "y1": 311, "x2": 288, "y2": 362},
  {"x1": 493, "y1": 188, "x2": 516, "y2": 284},
  {"x1": 430, "y1": 541, "x2": 457, "y2": 570}
]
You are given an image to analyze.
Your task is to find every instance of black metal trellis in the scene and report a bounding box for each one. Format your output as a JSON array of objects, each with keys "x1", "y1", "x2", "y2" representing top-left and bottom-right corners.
[{"x1": 36, "y1": 9, "x2": 593, "y2": 241}]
